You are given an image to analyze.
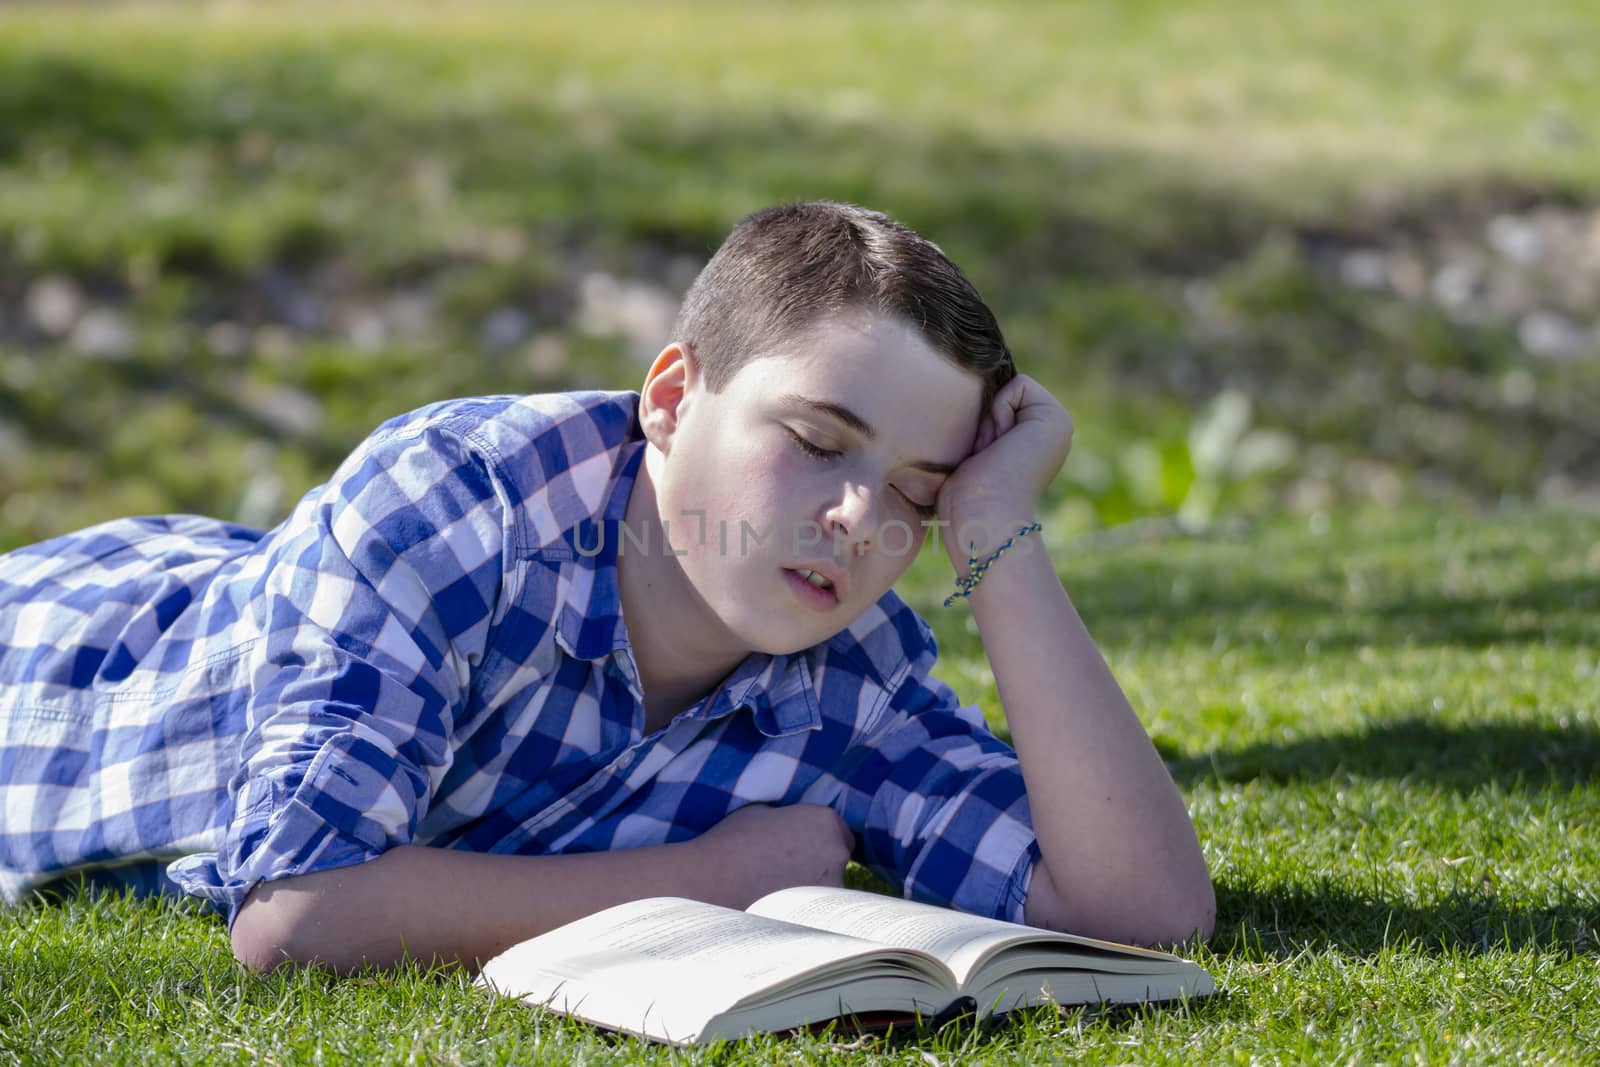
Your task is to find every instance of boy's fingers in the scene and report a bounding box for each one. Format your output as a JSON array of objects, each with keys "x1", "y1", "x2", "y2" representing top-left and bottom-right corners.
[
  {"x1": 974, "y1": 374, "x2": 1061, "y2": 453},
  {"x1": 971, "y1": 416, "x2": 994, "y2": 454},
  {"x1": 991, "y1": 392, "x2": 1018, "y2": 437}
]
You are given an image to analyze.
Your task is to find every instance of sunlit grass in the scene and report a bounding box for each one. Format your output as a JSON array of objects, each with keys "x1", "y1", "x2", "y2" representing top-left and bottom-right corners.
[
  {"x1": 7, "y1": 0, "x2": 1599, "y2": 185},
  {"x1": 2, "y1": 8, "x2": 1598, "y2": 1059},
  {"x1": 3, "y1": 0, "x2": 1597, "y2": 549},
  {"x1": 5, "y1": 508, "x2": 1598, "y2": 1064}
]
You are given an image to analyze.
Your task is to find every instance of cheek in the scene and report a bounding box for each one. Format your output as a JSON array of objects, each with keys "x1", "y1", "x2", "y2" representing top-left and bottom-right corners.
[
  {"x1": 871, "y1": 531, "x2": 925, "y2": 585},
  {"x1": 731, "y1": 441, "x2": 813, "y2": 512},
  {"x1": 672, "y1": 442, "x2": 806, "y2": 556}
]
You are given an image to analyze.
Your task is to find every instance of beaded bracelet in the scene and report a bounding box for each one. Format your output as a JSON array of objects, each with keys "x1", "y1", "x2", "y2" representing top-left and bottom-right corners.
[{"x1": 943, "y1": 521, "x2": 1042, "y2": 606}]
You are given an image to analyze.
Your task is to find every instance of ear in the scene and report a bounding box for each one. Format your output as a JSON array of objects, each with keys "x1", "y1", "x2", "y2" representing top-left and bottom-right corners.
[{"x1": 639, "y1": 341, "x2": 699, "y2": 453}]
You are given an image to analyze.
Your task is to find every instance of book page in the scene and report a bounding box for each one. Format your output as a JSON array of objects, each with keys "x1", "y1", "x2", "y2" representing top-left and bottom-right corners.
[
  {"x1": 747, "y1": 886, "x2": 1025, "y2": 983},
  {"x1": 476, "y1": 896, "x2": 953, "y2": 1044},
  {"x1": 747, "y1": 886, "x2": 1178, "y2": 986}
]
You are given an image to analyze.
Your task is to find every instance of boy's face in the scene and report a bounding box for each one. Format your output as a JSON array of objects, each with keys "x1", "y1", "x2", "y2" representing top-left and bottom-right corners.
[{"x1": 639, "y1": 308, "x2": 984, "y2": 656}]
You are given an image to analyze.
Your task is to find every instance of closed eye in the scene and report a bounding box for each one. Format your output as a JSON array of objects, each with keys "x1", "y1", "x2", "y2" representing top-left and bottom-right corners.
[
  {"x1": 787, "y1": 428, "x2": 938, "y2": 519},
  {"x1": 899, "y1": 493, "x2": 938, "y2": 520},
  {"x1": 786, "y1": 428, "x2": 841, "y2": 462}
]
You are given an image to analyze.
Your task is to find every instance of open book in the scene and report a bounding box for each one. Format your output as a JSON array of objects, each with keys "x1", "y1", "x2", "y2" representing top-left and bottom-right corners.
[{"x1": 475, "y1": 886, "x2": 1214, "y2": 1045}]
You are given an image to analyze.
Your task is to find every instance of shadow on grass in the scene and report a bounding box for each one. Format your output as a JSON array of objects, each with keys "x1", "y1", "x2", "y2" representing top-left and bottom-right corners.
[
  {"x1": 1218, "y1": 880, "x2": 1599, "y2": 959},
  {"x1": 0, "y1": 51, "x2": 389, "y2": 166},
  {"x1": 4, "y1": 40, "x2": 1600, "y2": 553},
  {"x1": 1168, "y1": 718, "x2": 1600, "y2": 793},
  {"x1": 0, "y1": 50, "x2": 1261, "y2": 279},
  {"x1": 1069, "y1": 559, "x2": 1600, "y2": 651},
  {"x1": 654, "y1": 990, "x2": 1235, "y2": 1059}
]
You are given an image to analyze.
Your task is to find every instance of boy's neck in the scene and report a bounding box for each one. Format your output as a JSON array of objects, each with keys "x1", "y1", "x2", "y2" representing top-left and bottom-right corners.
[{"x1": 618, "y1": 451, "x2": 749, "y2": 734}]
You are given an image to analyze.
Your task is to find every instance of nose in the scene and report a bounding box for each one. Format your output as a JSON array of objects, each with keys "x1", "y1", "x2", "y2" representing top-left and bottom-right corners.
[{"x1": 825, "y1": 482, "x2": 879, "y2": 554}]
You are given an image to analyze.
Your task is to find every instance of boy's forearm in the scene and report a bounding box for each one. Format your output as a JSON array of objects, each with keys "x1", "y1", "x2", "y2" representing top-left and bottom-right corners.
[
  {"x1": 231, "y1": 838, "x2": 732, "y2": 974},
  {"x1": 964, "y1": 533, "x2": 1215, "y2": 945}
]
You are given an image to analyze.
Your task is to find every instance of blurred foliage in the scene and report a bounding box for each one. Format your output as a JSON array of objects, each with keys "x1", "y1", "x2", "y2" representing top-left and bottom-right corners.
[{"x1": 1, "y1": 1, "x2": 1598, "y2": 550}]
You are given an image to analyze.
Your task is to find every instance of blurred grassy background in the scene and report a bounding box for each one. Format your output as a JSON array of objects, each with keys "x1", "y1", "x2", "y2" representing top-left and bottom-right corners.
[
  {"x1": 5, "y1": 7, "x2": 1600, "y2": 1063},
  {"x1": 1, "y1": 0, "x2": 1598, "y2": 547}
]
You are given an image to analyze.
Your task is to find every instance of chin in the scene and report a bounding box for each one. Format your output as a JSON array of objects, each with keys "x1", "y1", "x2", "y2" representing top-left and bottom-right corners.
[
  {"x1": 738, "y1": 623, "x2": 819, "y2": 657},
  {"x1": 709, "y1": 573, "x2": 866, "y2": 656},
  {"x1": 723, "y1": 611, "x2": 833, "y2": 657}
]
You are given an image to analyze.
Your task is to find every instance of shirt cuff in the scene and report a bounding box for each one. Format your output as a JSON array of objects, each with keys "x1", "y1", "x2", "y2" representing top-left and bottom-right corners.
[
  {"x1": 169, "y1": 730, "x2": 422, "y2": 926},
  {"x1": 902, "y1": 764, "x2": 1042, "y2": 924}
]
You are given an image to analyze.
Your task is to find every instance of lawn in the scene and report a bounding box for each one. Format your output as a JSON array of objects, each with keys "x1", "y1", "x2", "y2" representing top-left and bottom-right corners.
[
  {"x1": 4, "y1": 507, "x2": 1598, "y2": 1064},
  {"x1": 2, "y1": 0, "x2": 1598, "y2": 547},
  {"x1": 2, "y1": 1, "x2": 1598, "y2": 1063}
]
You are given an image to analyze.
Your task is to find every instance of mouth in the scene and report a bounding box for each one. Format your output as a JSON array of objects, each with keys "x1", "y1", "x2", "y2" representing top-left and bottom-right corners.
[{"x1": 784, "y1": 566, "x2": 843, "y2": 609}]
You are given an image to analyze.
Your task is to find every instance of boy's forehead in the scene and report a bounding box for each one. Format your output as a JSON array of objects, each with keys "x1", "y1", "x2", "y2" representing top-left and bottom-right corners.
[
  {"x1": 758, "y1": 309, "x2": 968, "y2": 382},
  {"x1": 764, "y1": 346, "x2": 970, "y2": 405},
  {"x1": 733, "y1": 314, "x2": 984, "y2": 453}
]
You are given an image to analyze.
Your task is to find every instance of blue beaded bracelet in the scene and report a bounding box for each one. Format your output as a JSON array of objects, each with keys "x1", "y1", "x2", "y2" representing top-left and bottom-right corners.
[{"x1": 943, "y1": 521, "x2": 1042, "y2": 606}]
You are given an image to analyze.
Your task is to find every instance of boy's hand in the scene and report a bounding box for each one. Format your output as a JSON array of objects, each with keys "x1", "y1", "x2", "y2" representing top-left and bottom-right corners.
[
  {"x1": 937, "y1": 373, "x2": 1073, "y2": 564},
  {"x1": 689, "y1": 803, "x2": 855, "y2": 907}
]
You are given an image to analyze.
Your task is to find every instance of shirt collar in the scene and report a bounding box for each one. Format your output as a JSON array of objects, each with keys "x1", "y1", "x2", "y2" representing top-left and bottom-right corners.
[{"x1": 549, "y1": 393, "x2": 822, "y2": 737}]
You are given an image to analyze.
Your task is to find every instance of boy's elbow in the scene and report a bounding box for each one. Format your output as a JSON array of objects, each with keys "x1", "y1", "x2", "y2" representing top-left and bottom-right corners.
[
  {"x1": 1109, "y1": 892, "x2": 1215, "y2": 949},
  {"x1": 1126, "y1": 852, "x2": 1217, "y2": 947},
  {"x1": 1141, "y1": 869, "x2": 1216, "y2": 947},
  {"x1": 232, "y1": 890, "x2": 302, "y2": 972},
  {"x1": 230, "y1": 883, "x2": 347, "y2": 973},
  {"x1": 1166, "y1": 878, "x2": 1217, "y2": 945},
  {"x1": 1119, "y1": 891, "x2": 1215, "y2": 949},
  {"x1": 1027, "y1": 862, "x2": 1216, "y2": 947}
]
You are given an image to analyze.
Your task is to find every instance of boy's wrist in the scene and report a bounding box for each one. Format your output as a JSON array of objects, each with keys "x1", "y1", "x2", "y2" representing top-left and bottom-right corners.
[
  {"x1": 963, "y1": 535, "x2": 1054, "y2": 611},
  {"x1": 939, "y1": 509, "x2": 1040, "y2": 581}
]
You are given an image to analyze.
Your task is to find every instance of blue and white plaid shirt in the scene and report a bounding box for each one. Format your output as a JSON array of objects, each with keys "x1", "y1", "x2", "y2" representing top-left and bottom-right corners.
[{"x1": 0, "y1": 391, "x2": 1039, "y2": 925}]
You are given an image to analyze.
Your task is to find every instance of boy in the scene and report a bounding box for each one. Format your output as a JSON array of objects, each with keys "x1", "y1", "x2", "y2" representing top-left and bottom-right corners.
[{"x1": 0, "y1": 201, "x2": 1214, "y2": 973}]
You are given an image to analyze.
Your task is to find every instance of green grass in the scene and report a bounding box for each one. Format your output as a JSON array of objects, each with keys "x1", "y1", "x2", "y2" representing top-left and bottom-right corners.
[
  {"x1": 5, "y1": 507, "x2": 1598, "y2": 1064},
  {"x1": 2, "y1": 2, "x2": 1599, "y2": 1062},
  {"x1": 3, "y1": 0, "x2": 1599, "y2": 549},
  {"x1": 7, "y1": 0, "x2": 1599, "y2": 277}
]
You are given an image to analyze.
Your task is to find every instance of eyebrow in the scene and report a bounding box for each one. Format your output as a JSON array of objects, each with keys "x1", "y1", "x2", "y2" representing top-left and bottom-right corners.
[{"x1": 777, "y1": 393, "x2": 959, "y2": 475}]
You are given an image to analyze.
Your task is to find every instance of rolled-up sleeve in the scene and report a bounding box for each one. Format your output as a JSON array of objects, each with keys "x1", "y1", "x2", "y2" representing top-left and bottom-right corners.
[
  {"x1": 172, "y1": 418, "x2": 515, "y2": 922},
  {"x1": 835, "y1": 664, "x2": 1041, "y2": 925}
]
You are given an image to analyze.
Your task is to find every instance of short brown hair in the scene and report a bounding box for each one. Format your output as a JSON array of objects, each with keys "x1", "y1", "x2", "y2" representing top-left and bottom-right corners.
[{"x1": 672, "y1": 201, "x2": 1016, "y2": 409}]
